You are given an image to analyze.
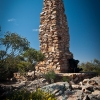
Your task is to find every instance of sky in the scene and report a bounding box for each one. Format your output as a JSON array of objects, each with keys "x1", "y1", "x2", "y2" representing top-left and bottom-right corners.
[{"x1": 0, "y1": 0, "x2": 100, "y2": 63}]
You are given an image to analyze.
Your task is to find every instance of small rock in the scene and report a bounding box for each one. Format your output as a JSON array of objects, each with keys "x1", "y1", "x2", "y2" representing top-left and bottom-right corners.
[
  {"x1": 55, "y1": 90, "x2": 62, "y2": 96},
  {"x1": 72, "y1": 84, "x2": 81, "y2": 89},
  {"x1": 83, "y1": 79, "x2": 90, "y2": 85},
  {"x1": 83, "y1": 89, "x2": 91, "y2": 94},
  {"x1": 83, "y1": 95, "x2": 90, "y2": 100},
  {"x1": 90, "y1": 97, "x2": 98, "y2": 100},
  {"x1": 92, "y1": 90, "x2": 100, "y2": 95},
  {"x1": 73, "y1": 77, "x2": 79, "y2": 83},
  {"x1": 89, "y1": 80, "x2": 98, "y2": 85},
  {"x1": 97, "y1": 94, "x2": 100, "y2": 100},
  {"x1": 69, "y1": 81, "x2": 75, "y2": 85}
]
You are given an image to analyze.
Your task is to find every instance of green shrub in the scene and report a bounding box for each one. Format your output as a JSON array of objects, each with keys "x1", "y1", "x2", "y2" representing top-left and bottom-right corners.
[
  {"x1": 43, "y1": 70, "x2": 56, "y2": 84},
  {"x1": 93, "y1": 67, "x2": 100, "y2": 76},
  {"x1": 62, "y1": 76, "x2": 69, "y2": 82},
  {"x1": 6, "y1": 88, "x2": 56, "y2": 100},
  {"x1": 78, "y1": 59, "x2": 100, "y2": 76},
  {"x1": 6, "y1": 89, "x2": 30, "y2": 100}
]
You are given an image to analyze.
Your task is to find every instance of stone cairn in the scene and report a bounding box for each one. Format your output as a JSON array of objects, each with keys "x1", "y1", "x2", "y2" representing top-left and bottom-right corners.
[{"x1": 36, "y1": 0, "x2": 73, "y2": 73}]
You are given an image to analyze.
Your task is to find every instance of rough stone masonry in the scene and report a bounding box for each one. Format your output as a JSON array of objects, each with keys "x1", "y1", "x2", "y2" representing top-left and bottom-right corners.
[{"x1": 36, "y1": 0, "x2": 73, "y2": 73}]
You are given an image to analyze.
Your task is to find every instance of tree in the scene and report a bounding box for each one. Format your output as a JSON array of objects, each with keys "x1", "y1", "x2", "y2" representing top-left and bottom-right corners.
[
  {"x1": 22, "y1": 48, "x2": 45, "y2": 77},
  {"x1": 93, "y1": 59, "x2": 100, "y2": 66},
  {"x1": 0, "y1": 32, "x2": 30, "y2": 81},
  {"x1": 78, "y1": 59, "x2": 100, "y2": 75},
  {"x1": 0, "y1": 50, "x2": 6, "y2": 60},
  {"x1": 0, "y1": 32, "x2": 29, "y2": 55},
  {"x1": 0, "y1": 50, "x2": 7, "y2": 67},
  {"x1": 23, "y1": 48, "x2": 45, "y2": 64}
]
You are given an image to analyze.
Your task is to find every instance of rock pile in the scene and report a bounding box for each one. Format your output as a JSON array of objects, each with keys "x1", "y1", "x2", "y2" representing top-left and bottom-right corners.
[
  {"x1": 13, "y1": 71, "x2": 36, "y2": 82},
  {"x1": 41, "y1": 76, "x2": 100, "y2": 100},
  {"x1": 36, "y1": 0, "x2": 73, "y2": 73},
  {"x1": 13, "y1": 72, "x2": 27, "y2": 82}
]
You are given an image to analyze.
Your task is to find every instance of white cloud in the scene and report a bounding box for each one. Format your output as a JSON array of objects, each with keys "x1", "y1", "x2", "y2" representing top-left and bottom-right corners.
[
  {"x1": 8, "y1": 18, "x2": 15, "y2": 22},
  {"x1": 32, "y1": 29, "x2": 39, "y2": 32}
]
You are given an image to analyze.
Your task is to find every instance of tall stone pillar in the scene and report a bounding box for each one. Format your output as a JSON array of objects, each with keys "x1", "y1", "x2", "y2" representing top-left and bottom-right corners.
[{"x1": 36, "y1": 0, "x2": 73, "y2": 73}]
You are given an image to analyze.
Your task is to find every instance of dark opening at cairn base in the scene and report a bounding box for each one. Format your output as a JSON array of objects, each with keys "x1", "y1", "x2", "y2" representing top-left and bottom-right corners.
[{"x1": 68, "y1": 58, "x2": 82, "y2": 73}]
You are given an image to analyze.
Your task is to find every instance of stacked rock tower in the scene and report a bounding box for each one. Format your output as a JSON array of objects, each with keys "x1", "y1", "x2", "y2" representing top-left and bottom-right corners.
[{"x1": 36, "y1": 0, "x2": 73, "y2": 73}]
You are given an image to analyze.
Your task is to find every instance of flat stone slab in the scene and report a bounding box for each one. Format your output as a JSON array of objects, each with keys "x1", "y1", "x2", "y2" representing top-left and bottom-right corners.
[
  {"x1": 56, "y1": 72, "x2": 97, "y2": 83},
  {"x1": 56, "y1": 72, "x2": 97, "y2": 76},
  {"x1": 41, "y1": 82, "x2": 69, "y2": 92}
]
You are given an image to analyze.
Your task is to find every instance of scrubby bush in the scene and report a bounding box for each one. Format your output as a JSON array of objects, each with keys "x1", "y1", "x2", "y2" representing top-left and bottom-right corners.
[
  {"x1": 62, "y1": 76, "x2": 69, "y2": 82},
  {"x1": 78, "y1": 59, "x2": 100, "y2": 75},
  {"x1": 43, "y1": 70, "x2": 56, "y2": 84},
  {"x1": 6, "y1": 88, "x2": 56, "y2": 100}
]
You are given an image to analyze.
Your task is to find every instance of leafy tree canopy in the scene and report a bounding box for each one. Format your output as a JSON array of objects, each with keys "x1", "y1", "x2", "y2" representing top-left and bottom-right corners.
[
  {"x1": 23, "y1": 48, "x2": 45, "y2": 64},
  {"x1": 0, "y1": 32, "x2": 45, "y2": 81},
  {"x1": 0, "y1": 32, "x2": 30, "y2": 55}
]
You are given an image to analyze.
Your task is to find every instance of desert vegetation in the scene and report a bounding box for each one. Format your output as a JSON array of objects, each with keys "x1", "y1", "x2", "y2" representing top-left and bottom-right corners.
[
  {"x1": 78, "y1": 59, "x2": 100, "y2": 75},
  {"x1": 0, "y1": 32, "x2": 45, "y2": 81},
  {"x1": 6, "y1": 88, "x2": 56, "y2": 100}
]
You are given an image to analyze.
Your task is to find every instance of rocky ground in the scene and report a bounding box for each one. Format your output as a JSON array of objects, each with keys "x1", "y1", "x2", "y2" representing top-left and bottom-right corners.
[
  {"x1": 0, "y1": 78, "x2": 48, "y2": 99},
  {"x1": 0, "y1": 73, "x2": 100, "y2": 100},
  {"x1": 41, "y1": 76, "x2": 100, "y2": 100}
]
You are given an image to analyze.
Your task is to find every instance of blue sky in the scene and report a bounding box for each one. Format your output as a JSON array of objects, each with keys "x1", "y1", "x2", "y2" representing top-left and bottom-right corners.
[{"x1": 0, "y1": 0, "x2": 100, "y2": 63}]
